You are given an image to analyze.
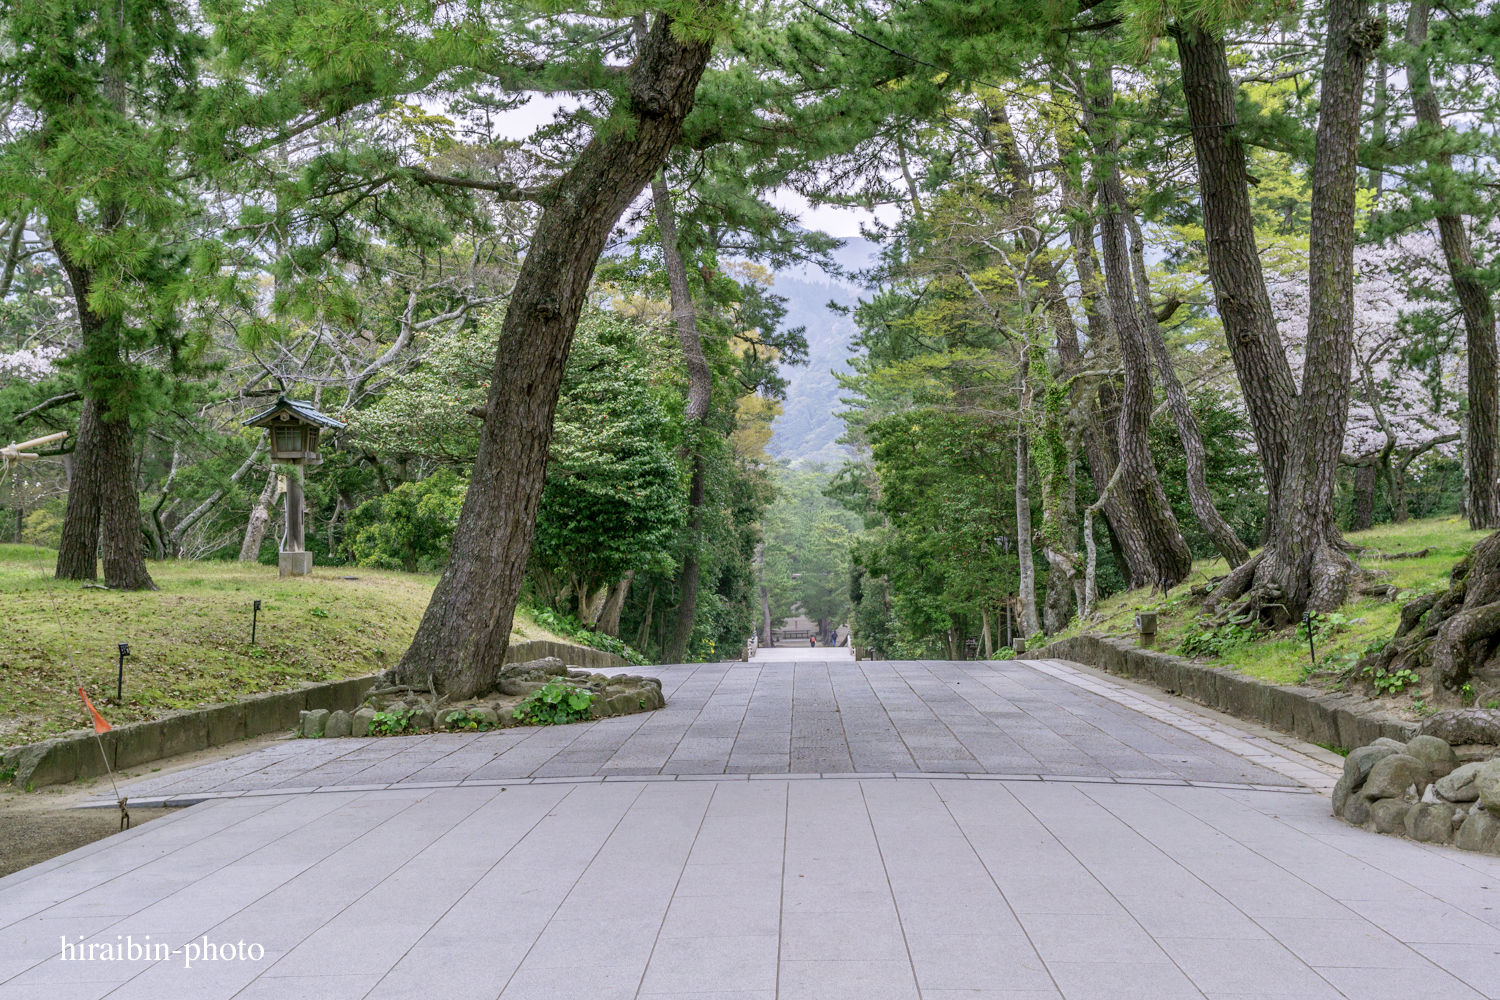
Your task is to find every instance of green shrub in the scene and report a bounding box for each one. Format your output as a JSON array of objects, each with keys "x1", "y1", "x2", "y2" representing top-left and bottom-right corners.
[
  {"x1": 346, "y1": 471, "x2": 468, "y2": 572},
  {"x1": 531, "y1": 606, "x2": 650, "y2": 666},
  {"x1": 441, "y1": 708, "x2": 493, "y2": 732},
  {"x1": 513, "y1": 680, "x2": 595, "y2": 726},
  {"x1": 1178, "y1": 618, "x2": 1256, "y2": 658},
  {"x1": 370, "y1": 708, "x2": 415, "y2": 735}
]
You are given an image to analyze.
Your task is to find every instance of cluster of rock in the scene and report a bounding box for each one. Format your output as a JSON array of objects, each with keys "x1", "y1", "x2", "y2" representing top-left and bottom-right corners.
[
  {"x1": 294, "y1": 658, "x2": 665, "y2": 739},
  {"x1": 1332, "y1": 725, "x2": 1500, "y2": 854}
]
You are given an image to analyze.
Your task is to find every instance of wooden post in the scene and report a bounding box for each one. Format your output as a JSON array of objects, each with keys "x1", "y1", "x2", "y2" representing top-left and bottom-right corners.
[{"x1": 278, "y1": 462, "x2": 311, "y2": 576}]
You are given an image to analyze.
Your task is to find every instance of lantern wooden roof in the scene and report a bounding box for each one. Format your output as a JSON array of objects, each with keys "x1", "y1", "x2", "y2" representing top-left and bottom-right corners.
[
  {"x1": 242, "y1": 396, "x2": 344, "y2": 463},
  {"x1": 242, "y1": 396, "x2": 346, "y2": 431}
]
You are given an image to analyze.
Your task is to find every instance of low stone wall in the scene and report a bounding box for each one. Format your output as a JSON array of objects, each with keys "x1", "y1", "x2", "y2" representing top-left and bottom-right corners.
[
  {"x1": 1026, "y1": 634, "x2": 1415, "y2": 750},
  {"x1": 504, "y1": 639, "x2": 629, "y2": 672},
  {"x1": 2, "y1": 640, "x2": 631, "y2": 791}
]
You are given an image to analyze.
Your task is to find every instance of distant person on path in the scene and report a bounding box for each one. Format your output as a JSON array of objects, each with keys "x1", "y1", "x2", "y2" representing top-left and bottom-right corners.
[{"x1": 809, "y1": 635, "x2": 817, "y2": 648}]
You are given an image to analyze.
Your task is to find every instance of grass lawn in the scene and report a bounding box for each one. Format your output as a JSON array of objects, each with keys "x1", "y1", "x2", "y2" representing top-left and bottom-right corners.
[
  {"x1": 1051, "y1": 516, "x2": 1483, "y2": 707},
  {"x1": 0, "y1": 545, "x2": 567, "y2": 749}
]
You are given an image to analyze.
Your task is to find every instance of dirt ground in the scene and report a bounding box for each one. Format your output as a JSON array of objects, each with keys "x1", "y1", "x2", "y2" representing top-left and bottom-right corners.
[{"x1": 0, "y1": 731, "x2": 288, "y2": 878}]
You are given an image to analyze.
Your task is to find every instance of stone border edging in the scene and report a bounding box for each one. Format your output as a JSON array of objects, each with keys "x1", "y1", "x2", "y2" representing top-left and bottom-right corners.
[
  {"x1": 1026, "y1": 635, "x2": 1416, "y2": 751},
  {"x1": 74, "y1": 770, "x2": 1321, "y2": 809},
  {"x1": 3, "y1": 640, "x2": 630, "y2": 791}
]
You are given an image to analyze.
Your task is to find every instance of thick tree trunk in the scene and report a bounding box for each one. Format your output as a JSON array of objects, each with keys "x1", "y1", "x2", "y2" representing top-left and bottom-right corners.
[
  {"x1": 1088, "y1": 68, "x2": 1193, "y2": 590},
  {"x1": 1352, "y1": 463, "x2": 1377, "y2": 530},
  {"x1": 1405, "y1": 1, "x2": 1500, "y2": 530},
  {"x1": 1176, "y1": 25, "x2": 1299, "y2": 540},
  {"x1": 388, "y1": 14, "x2": 713, "y2": 698},
  {"x1": 95, "y1": 408, "x2": 154, "y2": 589},
  {"x1": 1015, "y1": 426, "x2": 1041, "y2": 637},
  {"x1": 1050, "y1": 164, "x2": 1155, "y2": 587},
  {"x1": 241, "y1": 467, "x2": 279, "y2": 561},
  {"x1": 56, "y1": 399, "x2": 102, "y2": 580},
  {"x1": 1215, "y1": 0, "x2": 1378, "y2": 622},
  {"x1": 653, "y1": 172, "x2": 713, "y2": 665},
  {"x1": 761, "y1": 582, "x2": 774, "y2": 646},
  {"x1": 1126, "y1": 214, "x2": 1249, "y2": 567},
  {"x1": 665, "y1": 457, "x2": 705, "y2": 663},
  {"x1": 598, "y1": 570, "x2": 633, "y2": 638}
]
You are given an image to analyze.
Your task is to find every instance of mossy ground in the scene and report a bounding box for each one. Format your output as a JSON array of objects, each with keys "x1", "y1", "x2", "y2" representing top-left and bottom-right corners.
[
  {"x1": 0, "y1": 545, "x2": 567, "y2": 748},
  {"x1": 1050, "y1": 517, "x2": 1483, "y2": 711}
]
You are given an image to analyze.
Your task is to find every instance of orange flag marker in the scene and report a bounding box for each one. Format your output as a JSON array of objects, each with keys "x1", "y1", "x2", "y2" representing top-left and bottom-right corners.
[{"x1": 78, "y1": 687, "x2": 111, "y2": 733}]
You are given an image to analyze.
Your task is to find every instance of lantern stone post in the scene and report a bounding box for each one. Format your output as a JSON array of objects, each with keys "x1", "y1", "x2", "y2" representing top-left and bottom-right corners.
[{"x1": 241, "y1": 397, "x2": 345, "y2": 577}]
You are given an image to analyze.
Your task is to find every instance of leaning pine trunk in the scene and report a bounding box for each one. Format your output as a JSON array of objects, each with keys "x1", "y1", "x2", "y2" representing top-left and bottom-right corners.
[
  {"x1": 386, "y1": 15, "x2": 713, "y2": 699},
  {"x1": 1126, "y1": 213, "x2": 1248, "y2": 567},
  {"x1": 1175, "y1": 24, "x2": 1299, "y2": 541},
  {"x1": 1087, "y1": 67, "x2": 1192, "y2": 590},
  {"x1": 598, "y1": 571, "x2": 633, "y2": 638},
  {"x1": 1405, "y1": 0, "x2": 1500, "y2": 530}
]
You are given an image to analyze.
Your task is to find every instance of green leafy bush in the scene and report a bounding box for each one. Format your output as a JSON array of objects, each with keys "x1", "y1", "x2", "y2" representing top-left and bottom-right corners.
[
  {"x1": 513, "y1": 680, "x2": 595, "y2": 726},
  {"x1": 441, "y1": 708, "x2": 493, "y2": 732},
  {"x1": 531, "y1": 606, "x2": 650, "y2": 666},
  {"x1": 345, "y1": 471, "x2": 468, "y2": 572},
  {"x1": 1177, "y1": 618, "x2": 1256, "y2": 658},
  {"x1": 371, "y1": 708, "x2": 415, "y2": 735},
  {"x1": 1368, "y1": 666, "x2": 1419, "y2": 695}
]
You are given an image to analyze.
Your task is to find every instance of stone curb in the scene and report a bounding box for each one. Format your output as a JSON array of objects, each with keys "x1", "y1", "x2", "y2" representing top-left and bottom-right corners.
[
  {"x1": 73, "y1": 771, "x2": 1320, "y2": 809},
  {"x1": 3, "y1": 640, "x2": 631, "y2": 791},
  {"x1": 1025, "y1": 635, "x2": 1416, "y2": 750}
]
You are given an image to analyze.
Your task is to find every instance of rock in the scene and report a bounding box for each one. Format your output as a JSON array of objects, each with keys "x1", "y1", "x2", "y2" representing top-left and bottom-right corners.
[
  {"x1": 1332, "y1": 775, "x2": 1351, "y2": 817},
  {"x1": 567, "y1": 669, "x2": 590, "y2": 679},
  {"x1": 494, "y1": 707, "x2": 515, "y2": 727},
  {"x1": 1416, "y1": 708, "x2": 1500, "y2": 746},
  {"x1": 498, "y1": 678, "x2": 547, "y2": 697},
  {"x1": 1455, "y1": 811, "x2": 1500, "y2": 852},
  {"x1": 299, "y1": 709, "x2": 329, "y2": 738},
  {"x1": 1405, "y1": 802, "x2": 1454, "y2": 843},
  {"x1": 1371, "y1": 737, "x2": 1409, "y2": 753},
  {"x1": 1362, "y1": 755, "x2": 1430, "y2": 800},
  {"x1": 1435, "y1": 762, "x2": 1486, "y2": 803},
  {"x1": 1370, "y1": 798, "x2": 1412, "y2": 834},
  {"x1": 352, "y1": 707, "x2": 376, "y2": 737},
  {"x1": 1340, "y1": 792, "x2": 1370, "y2": 826},
  {"x1": 324, "y1": 710, "x2": 352, "y2": 739},
  {"x1": 605, "y1": 691, "x2": 638, "y2": 716},
  {"x1": 471, "y1": 708, "x2": 498, "y2": 727},
  {"x1": 411, "y1": 707, "x2": 434, "y2": 730},
  {"x1": 1478, "y1": 759, "x2": 1500, "y2": 817},
  {"x1": 1343, "y1": 745, "x2": 1398, "y2": 791},
  {"x1": 1403, "y1": 735, "x2": 1459, "y2": 778}
]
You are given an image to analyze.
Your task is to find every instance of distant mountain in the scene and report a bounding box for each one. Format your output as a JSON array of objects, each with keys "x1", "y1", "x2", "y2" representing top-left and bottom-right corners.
[{"x1": 766, "y1": 239, "x2": 881, "y2": 467}]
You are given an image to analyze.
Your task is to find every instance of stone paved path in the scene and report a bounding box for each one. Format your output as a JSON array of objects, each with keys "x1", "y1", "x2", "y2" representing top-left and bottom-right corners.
[
  {"x1": 95, "y1": 660, "x2": 1303, "y2": 802},
  {"x1": 3, "y1": 658, "x2": 1498, "y2": 1000}
]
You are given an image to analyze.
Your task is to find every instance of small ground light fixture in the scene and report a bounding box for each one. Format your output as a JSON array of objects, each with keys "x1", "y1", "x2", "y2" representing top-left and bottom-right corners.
[
  {"x1": 252, "y1": 599, "x2": 261, "y2": 645},
  {"x1": 116, "y1": 643, "x2": 130, "y2": 704}
]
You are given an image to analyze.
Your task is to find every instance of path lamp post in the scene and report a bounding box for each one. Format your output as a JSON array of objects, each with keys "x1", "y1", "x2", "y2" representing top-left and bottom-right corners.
[{"x1": 241, "y1": 397, "x2": 346, "y2": 577}]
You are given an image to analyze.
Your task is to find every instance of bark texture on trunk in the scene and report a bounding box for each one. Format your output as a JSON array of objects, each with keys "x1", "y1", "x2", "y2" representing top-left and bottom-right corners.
[
  {"x1": 388, "y1": 15, "x2": 713, "y2": 698},
  {"x1": 1213, "y1": 0, "x2": 1378, "y2": 622},
  {"x1": 240, "y1": 467, "x2": 280, "y2": 561},
  {"x1": 1404, "y1": 1, "x2": 1500, "y2": 530},
  {"x1": 1051, "y1": 159, "x2": 1154, "y2": 588},
  {"x1": 1176, "y1": 25, "x2": 1298, "y2": 539},
  {"x1": 1015, "y1": 426, "x2": 1041, "y2": 637},
  {"x1": 653, "y1": 172, "x2": 713, "y2": 665},
  {"x1": 1088, "y1": 69, "x2": 1192, "y2": 590},
  {"x1": 598, "y1": 570, "x2": 633, "y2": 638},
  {"x1": 56, "y1": 398, "x2": 101, "y2": 581},
  {"x1": 1126, "y1": 213, "x2": 1249, "y2": 567},
  {"x1": 1352, "y1": 463, "x2": 1377, "y2": 530}
]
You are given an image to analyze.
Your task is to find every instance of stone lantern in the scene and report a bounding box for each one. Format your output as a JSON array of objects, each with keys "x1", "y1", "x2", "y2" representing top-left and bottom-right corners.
[{"x1": 242, "y1": 396, "x2": 345, "y2": 576}]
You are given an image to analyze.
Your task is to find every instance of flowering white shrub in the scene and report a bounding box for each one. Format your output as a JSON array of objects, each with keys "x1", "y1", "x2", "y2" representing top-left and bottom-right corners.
[{"x1": 0, "y1": 345, "x2": 62, "y2": 384}]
